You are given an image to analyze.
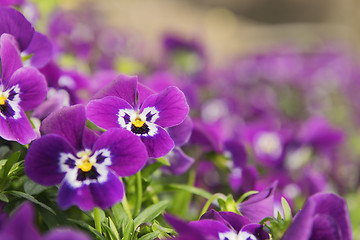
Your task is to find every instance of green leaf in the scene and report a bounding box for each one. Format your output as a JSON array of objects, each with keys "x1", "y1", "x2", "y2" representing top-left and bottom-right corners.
[
  {"x1": 224, "y1": 195, "x2": 240, "y2": 214},
  {"x1": 0, "y1": 151, "x2": 20, "y2": 177},
  {"x1": 281, "y1": 197, "x2": 292, "y2": 222},
  {"x1": 69, "y1": 218, "x2": 105, "y2": 240},
  {"x1": 259, "y1": 216, "x2": 277, "y2": 225},
  {"x1": 138, "y1": 231, "x2": 161, "y2": 240},
  {"x1": 102, "y1": 222, "x2": 119, "y2": 240},
  {"x1": 22, "y1": 53, "x2": 34, "y2": 62},
  {"x1": 165, "y1": 184, "x2": 212, "y2": 199},
  {"x1": 152, "y1": 220, "x2": 176, "y2": 235},
  {"x1": 24, "y1": 180, "x2": 48, "y2": 195},
  {"x1": 236, "y1": 190, "x2": 259, "y2": 204},
  {"x1": 134, "y1": 200, "x2": 169, "y2": 228},
  {"x1": 111, "y1": 203, "x2": 129, "y2": 230},
  {"x1": 5, "y1": 190, "x2": 55, "y2": 215},
  {"x1": 122, "y1": 219, "x2": 134, "y2": 240},
  {"x1": 0, "y1": 192, "x2": 8, "y2": 202},
  {"x1": 199, "y1": 193, "x2": 227, "y2": 218},
  {"x1": 142, "y1": 162, "x2": 163, "y2": 180},
  {"x1": 155, "y1": 157, "x2": 170, "y2": 166},
  {"x1": 108, "y1": 217, "x2": 120, "y2": 240},
  {"x1": 8, "y1": 160, "x2": 24, "y2": 177}
]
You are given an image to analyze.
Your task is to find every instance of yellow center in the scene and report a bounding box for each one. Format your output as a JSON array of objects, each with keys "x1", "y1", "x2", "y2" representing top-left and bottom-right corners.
[
  {"x1": 76, "y1": 150, "x2": 93, "y2": 172},
  {"x1": 79, "y1": 159, "x2": 93, "y2": 172},
  {"x1": 0, "y1": 95, "x2": 6, "y2": 105},
  {"x1": 132, "y1": 118, "x2": 145, "y2": 128}
]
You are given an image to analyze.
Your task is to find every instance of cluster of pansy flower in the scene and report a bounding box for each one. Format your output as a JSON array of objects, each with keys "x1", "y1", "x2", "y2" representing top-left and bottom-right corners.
[{"x1": 0, "y1": 1, "x2": 357, "y2": 240}]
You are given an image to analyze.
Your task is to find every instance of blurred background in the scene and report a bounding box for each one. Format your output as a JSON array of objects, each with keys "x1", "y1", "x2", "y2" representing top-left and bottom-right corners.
[{"x1": 56, "y1": 0, "x2": 360, "y2": 66}]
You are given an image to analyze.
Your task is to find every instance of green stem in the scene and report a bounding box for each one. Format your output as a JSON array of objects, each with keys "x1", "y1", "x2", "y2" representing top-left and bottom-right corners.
[
  {"x1": 134, "y1": 171, "x2": 142, "y2": 216},
  {"x1": 93, "y1": 207, "x2": 102, "y2": 234},
  {"x1": 199, "y1": 193, "x2": 227, "y2": 219},
  {"x1": 170, "y1": 168, "x2": 197, "y2": 216},
  {"x1": 122, "y1": 194, "x2": 133, "y2": 219}
]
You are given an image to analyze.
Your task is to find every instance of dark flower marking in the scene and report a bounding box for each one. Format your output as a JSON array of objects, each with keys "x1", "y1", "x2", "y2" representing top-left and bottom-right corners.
[
  {"x1": 96, "y1": 153, "x2": 107, "y2": 164},
  {"x1": 146, "y1": 111, "x2": 156, "y2": 122},
  {"x1": 0, "y1": 102, "x2": 15, "y2": 118},
  {"x1": 64, "y1": 158, "x2": 76, "y2": 169},
  {"x1": 76, "y1": 167, "x2": 100, "y2": 182},
  {"x1": 131, "y1": 123, "x2": 150, "y2": 135}
]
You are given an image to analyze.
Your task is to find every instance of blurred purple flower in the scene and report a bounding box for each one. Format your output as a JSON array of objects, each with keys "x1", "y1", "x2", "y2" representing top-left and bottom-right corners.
[
  {"x1": 0, "y1": 7, "x2": 52, "y2": 68},
  {"x1": 282, "y1": 193, "x2": 352, "y2": 240},
  {"x1": 0, "y1": 202, "x2": 90, "y2": 240},
  {"x1": 225, "y1": 139, "x2": 258, "y2": 193},
  {"x1": 162, "y1": 116, "x2": 194, "y2": 175},
  {"x1": 0, "y1": 0, "x2": 24, "y2": 7}
]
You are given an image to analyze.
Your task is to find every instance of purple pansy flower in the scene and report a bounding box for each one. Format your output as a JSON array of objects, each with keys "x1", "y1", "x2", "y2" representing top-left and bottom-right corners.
[
  {"x1": 86, "y1": 74, "x2": 189, "y2": 158},
  {"x1": 239, "y1": 181, "x2": 277, "y2": 223},
  {"x1": 0, "y1": 0, "x2": 25, "y2": 7},
  {"x1": 166, "y1": 210, "x2": 269, "y2": 240},
  {"x1": 0, "y1": 7, "x2": 34, "y2": 51},
  {"x1": 0, "y1": 33, "x2": 47, "y2": 144},
  {"x1": 225, "y1": 139, "x2": 258, "y2": 193},
  {"x1": 282, "y1": 193, "x2": 352, "y2": 240},
  {"x1": 162, "y1": 116, "x2": 194, "y2": 175},
  {"x1": 0, "y1": 7, "x2": 52, "y2": 68},
  {"x1": 25, "y1": 105, "x2": 148, "y2": 210},
  {"x1": 0, "y1": 202, "x2": 90, "y2": 240}
]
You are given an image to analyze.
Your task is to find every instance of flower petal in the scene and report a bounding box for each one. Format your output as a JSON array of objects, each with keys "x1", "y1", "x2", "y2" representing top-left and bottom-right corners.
[
  {"x1": 7, "y1": 67, "x2": 47, "y2": 111},
  {"x1": 25, "y1": 134, "x2": 73, "y2": 186},
  {"x1": 140, "y1": 86, "x2": 189, "y2": 128},
  {"x1": 141, "y1": 126, "x2": 174, "y2": 158},
  {"x1": 93, "y1": 74, "x2": 137, "y2": 108},
  {"x1": 93, "y1": 128, "x2": 148, "y2": 176},
  {"x1": 43, "y1": 228, "x2": 90, "y2": 240},
  {"x1": 239, "y1": 181, "x2": 277, "y2": 223},
  {"x1": 86, "y1": 96, "x2": 133, "y2": 130},
  {"x1": 137, "y1": 82, "x2": 155, "y2": 108},
  {"x1": 0, "y1": 108, "x2": 36, "y2": 144},
  {"x1": 281, "y1": 199, "x2": 315, "y2": 240},
  {"x1": 82, "y1": 127, "x2": 99, "y2": 150},
  {"x1": 23, "y1": 31, "x2": 53, "y2": 68},
  {"x1": 0, "y1": 203, "x2": 41, "y2": 240},
  {"x1": 0, "y1": 33, "x2": 22, "y2": 84},
  {"x1": 189, "y1": 219, "x2": 230, "y2": 238},
  {"x1": 240, "y1": 224, "x2": 270, "y2": 240},
  {"x1": 167, "y1": 116, "x2": 193, "y2": 146},
  {"x1": 0, "y1": 7, "x2": 34, "y2": 51},
  {"x1": 162, "y1": 148, "x2": 194, "y2": 175},
  {"x1": 57, "y1": 171, "x2": 124, "y2": 211},
  {"x1": 40, "y1": 105, "x2": 86, "y2": 151},
  {"x1": 224, "y1": 139, "x2": 247, "y2": 169},
  {"x1": 311, "y1": 193, "x2": 352, "y2": 240},
  {"x1": 165, "y1": 214, "x2": 207, "y2": 240},
  {"x1": 310, "y1": 214, "x2": 342, "y2": 240}
]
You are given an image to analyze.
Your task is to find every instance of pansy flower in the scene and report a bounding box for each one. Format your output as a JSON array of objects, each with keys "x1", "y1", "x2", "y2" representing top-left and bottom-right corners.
[
  {"x1": 86, "y1": 74, "x2": 189, "y2": 158},
  {"x1": 239, "y1": 181, "x2": 277, "y2": 223},
  {"x1": 225, "y1": 139, "x2": 258, "y2": 193},
  {"x1": 25, "y1": 105, "x2": 148, "y2": 210},
  {"x1": 0, "y1": 7, "x2": 52, "y2": 68},
  {"x1": 282, "y1": 193, "x2": 351, "y2": 240},
  {"x1": 166, "y1": 210, "x2": 269, "y2": 240},
  {"x1": 0, "y1": 33, "x2": 47, "y2": 144},
  {"x1": 0, "y1": 202, "x2": 90, "y2": 240}
]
